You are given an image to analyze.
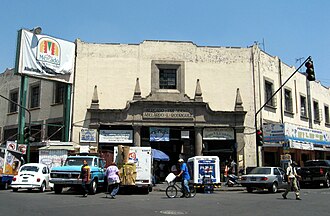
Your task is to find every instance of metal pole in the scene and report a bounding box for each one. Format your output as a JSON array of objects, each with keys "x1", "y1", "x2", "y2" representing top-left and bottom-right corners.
[{"x1": 254, "y1": 56, "x2": 311, "y2": 166}]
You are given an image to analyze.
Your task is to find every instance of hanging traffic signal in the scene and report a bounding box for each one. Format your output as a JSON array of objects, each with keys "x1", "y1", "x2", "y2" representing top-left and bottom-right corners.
[
  {"x1": 305, "y1": 60, "x2": 315, "y2": 81},
  {"x1": 256, "y1": 129, "x2": 264, "y2": 146},
  {"x1": 24, "y1": 126, "x2": 31, "y2": 143}
]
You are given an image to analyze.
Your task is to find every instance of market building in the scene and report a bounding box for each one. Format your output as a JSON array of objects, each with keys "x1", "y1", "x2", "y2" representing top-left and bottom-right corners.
[{"x1": 1, "y1": 39, "x2": 330, "y2": 174}]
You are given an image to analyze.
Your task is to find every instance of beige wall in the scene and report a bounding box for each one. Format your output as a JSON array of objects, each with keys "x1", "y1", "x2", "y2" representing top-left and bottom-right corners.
[{"x1": 73, "y1": 40, "x2": 256, "y2": 158}]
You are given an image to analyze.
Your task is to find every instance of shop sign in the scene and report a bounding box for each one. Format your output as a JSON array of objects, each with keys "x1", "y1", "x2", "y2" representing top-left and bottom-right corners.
[
  {"x1": 285, "y1": 123, "x2": 330, "y2": 146},
  {"x1": 80, "y1": 129, "x2": 97, "y2": 143},
  {"x1": 150, "y1": 127, "x2": 170, "y2": 141},
  {"x1": 280, "y1": 154, "x2": 291, "y2": 161},
  {"x1": 263, "y1": 124, "x2": 285, "y2": 143},
  {"x1": 80, "y1": 145, "x2": 90, "y2": 154},
  {"x1": 99, "y1": 130, "x2": 133, "y2": 143},
  {"x1": 203, "y1": 128, "x2": 234, "y2": 140},
  {"x1": 143, "y1": 108, "x2": 193, "y2": 119}
]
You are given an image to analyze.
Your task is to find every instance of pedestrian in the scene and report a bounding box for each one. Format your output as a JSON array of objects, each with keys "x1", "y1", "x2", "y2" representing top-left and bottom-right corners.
[
  {"x1": 78, "y1": 159, "x2": 90, "y2": 197},
  {"x1": 105, "y1": 162, "x2": 120, "y2": 199},
  {"x1": 176, "y1": 158, "x2": 190, "y2": 198},
  {"x1": 282, "y1": 161, "x2": 301, "y2": 200}
]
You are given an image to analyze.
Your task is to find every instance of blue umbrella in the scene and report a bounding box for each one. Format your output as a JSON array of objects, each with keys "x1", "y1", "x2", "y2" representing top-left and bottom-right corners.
[{"x1": 151, "y1": 149, "x2": 170, "y2": 161}]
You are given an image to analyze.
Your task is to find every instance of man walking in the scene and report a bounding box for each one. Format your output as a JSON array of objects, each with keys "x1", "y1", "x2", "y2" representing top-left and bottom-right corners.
[
  {"x1": 177, "y1": 158, "x2": 190, "y2": 198},
  {"x1": 282, "y1": 161, "x2": 301, "y2": 200}
]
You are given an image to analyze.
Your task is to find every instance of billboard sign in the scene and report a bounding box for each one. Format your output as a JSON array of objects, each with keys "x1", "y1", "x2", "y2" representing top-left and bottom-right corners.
[
  {"x1": 99, "y1": 130, "x2": 133, "y2": 143},
  {"x1": 16, "y1": 29, "x2": 75, "y2": 83}
]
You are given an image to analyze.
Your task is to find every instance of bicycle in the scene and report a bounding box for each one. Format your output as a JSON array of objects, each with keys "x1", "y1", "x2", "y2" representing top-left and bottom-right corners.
[{"x1": 165, "y1": 179, "x2": 196, "y2": 198}]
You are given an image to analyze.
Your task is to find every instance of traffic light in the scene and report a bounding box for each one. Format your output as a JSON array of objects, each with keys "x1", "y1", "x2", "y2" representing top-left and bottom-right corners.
[
  {"x1": 24, "y1": 126, "x2": 31, "y2": 143},
  {"x1": 305, "y1": 60, "x2": 315, "y2": 81},
  {"x1": 256, "y1": 129, "x2": 264, "y2": 146}
]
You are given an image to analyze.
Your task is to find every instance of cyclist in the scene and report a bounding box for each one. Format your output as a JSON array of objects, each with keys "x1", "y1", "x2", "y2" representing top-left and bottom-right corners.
[{"x1": 177, "y1": 158, "x2": 190, "y2": 198}]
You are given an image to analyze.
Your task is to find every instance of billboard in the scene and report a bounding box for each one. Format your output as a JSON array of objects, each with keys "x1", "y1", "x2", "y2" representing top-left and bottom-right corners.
[
  {"x1": 99, "y1": 130, "x2": 133, "y2": 143},
  {"x1": 16, "y1": 29, "x2": 75, "y2": 83}
]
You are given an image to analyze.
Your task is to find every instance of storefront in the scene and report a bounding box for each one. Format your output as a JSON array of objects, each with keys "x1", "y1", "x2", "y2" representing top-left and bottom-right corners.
[
  {"x1": 263, "y1": 123, "x2": 330, "y2": 167},
  {"x1": 84, "y1": 95, "x2": 246, "y2": 169}
]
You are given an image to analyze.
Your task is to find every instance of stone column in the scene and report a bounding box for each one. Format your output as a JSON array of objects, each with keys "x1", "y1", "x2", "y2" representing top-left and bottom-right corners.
[
  {"x1": 133, "y1": 126, "x2": 141, "y2": 147},
  {"x1": 195, "y1": 127, "x2": 203, "y2": 156}
]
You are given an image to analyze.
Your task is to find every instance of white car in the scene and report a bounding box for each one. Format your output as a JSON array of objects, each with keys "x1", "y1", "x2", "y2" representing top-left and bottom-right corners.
[{"x1": 11, "y1": 163, "x2": 50, "y2": 192}]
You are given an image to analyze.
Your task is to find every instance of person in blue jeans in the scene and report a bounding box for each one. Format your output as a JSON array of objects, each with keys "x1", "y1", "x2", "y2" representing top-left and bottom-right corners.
[{"x1": 177, "y1": 158, "x2": 190, "y2": 198}]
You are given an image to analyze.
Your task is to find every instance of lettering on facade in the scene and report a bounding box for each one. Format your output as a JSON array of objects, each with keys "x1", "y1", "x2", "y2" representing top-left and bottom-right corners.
[{"x1": 143, "y1": 108, "x2": 194, "y2": 119}]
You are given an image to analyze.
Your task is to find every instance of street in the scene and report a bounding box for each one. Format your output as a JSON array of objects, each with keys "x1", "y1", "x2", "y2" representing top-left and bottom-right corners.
[{"x1": 0, "y1": 187, "x2": 329, "y2": 216}]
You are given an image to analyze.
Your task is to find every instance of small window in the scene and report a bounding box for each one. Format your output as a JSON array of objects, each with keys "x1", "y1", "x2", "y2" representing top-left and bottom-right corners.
[
  {"x1": 284, "y1": 89, "x2": 293, "y2": 113},
  {"x1": 159, "y1": 69, "x2": 177, "y2": 89},
  {"x1": 30, "y1": 85, "x2": 40, "y2": 108},
  {"x1": 300, "y1": 95, "x2": 307, "y2": 117},
  {"x1": 325, "y1": 105, "x2": 329, "y2": 124},
  {"x1": 274, "y1": 168, "x2": 280, "y2": 175},
  {"x1": 42, "y1": 167, "x2": 47, "y2": 174},
  {"x1": 9, "y1": 90, "x2": 19, "y2": 113},
  {"x1": 313, "y1": 100, "x2": 320, "y2": 121},
  {"x1": 54, "y1": 82, "x2": 65, "y2": 104},
  {"x1": 265, "y1": 80, "x2": 275, "y2": 107}
]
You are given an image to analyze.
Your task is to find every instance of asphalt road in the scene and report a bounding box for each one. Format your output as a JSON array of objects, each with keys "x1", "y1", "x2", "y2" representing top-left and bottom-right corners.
[{"x1": 1, "y1": 187, "x2": 329, "y2": 216}]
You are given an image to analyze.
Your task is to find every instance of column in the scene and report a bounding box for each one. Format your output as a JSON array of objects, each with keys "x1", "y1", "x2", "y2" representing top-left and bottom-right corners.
[
  {"x1": 195, "y1": 127, "x2": 203, "y2": 156},
  {"x1": 133, "y1": 126, "x2": 141, "y2": 147}
]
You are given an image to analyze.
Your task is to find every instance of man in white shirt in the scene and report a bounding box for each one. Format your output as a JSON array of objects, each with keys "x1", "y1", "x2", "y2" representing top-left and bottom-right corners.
[{"x1": 282, "y1": 161, "x2": 301, "y2": 200}]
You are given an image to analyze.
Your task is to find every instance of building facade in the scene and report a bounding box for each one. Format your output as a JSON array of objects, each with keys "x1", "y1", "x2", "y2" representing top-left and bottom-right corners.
[
  {"x1": 1, "y1": 40, "x2": 329, "y2": 172},
  {"x1": 0, "y1": 69, "x2": 69, "y2": 162}
]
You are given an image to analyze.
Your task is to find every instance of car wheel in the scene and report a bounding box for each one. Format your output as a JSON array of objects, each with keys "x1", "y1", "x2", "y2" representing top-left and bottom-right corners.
[
  {"x1": 39, "y1": 182, "x2": 46, "y2": 192},
  {"x1": 246, "y1": 187, "x2": 253, "y2": 193},
  {"x1": 54, "y1": 185, "x2": 63, "y2": 194},
  {"x1": 268, "y1": 182, "x2": 278, "y2": 193},
  {"x1": 89, "y1": 180, "x2": 98, "y2": 195},
  {"x1": 12, "y1": 188, "x2": 18, "y2": 192}
]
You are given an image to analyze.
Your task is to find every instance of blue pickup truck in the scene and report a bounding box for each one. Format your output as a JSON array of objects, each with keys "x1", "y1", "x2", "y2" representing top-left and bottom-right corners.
[{"x1": 50, "y1": 156, "x2": 106, "y2": 194}]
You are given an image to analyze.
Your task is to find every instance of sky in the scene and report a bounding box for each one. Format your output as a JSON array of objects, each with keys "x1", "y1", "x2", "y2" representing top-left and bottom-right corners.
[{"x1": 1, "y1": 0, "x2": 329, "y2": 86}]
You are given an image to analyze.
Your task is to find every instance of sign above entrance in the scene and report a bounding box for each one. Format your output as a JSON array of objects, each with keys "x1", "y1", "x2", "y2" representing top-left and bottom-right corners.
[
  {"x1": 99, "y1": 130, "x2": 133, "y2": 143},
  {"x1": 150, "y1": 127, "x2": 170, "y2": 142},
  {"x1": 143, "y1": 108, "x2": 193, "y2": 119},
  {"x1": 203, "y1": 128, "x2": 234, "y2": 140}
]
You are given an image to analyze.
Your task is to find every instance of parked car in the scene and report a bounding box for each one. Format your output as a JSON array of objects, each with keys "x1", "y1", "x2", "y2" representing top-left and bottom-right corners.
[
  {"x1": 298, "y1": 160, "x2": 330, "y2": 188},
  {"x1": 11, "y1": 163, "x2": 51, "y2": 192},
  {"x1": 240, "y1": 167, "x2": 287, "y2": 193}
]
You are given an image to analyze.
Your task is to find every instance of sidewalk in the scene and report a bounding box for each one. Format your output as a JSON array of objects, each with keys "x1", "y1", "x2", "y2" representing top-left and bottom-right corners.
[{"x1": 152, "y1": 182, "x2": 244, "y2": 192}]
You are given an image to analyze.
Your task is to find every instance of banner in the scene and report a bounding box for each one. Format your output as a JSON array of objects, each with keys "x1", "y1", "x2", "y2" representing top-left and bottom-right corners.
[
  {"x1": 150, "y1": 127, "x2": 170, "y2": 142},
  {"x1": 99, "y1": 130, "x2": 133, "y2": 143},
  {"x1": 16, "y1": 29, "x2": 75, "y2": 83},
  {"x1": 80, "y1": 129, "x2": 97, "y2": 143},
  {"x1": 203, "y1": 128, "x2": 234, "y2": 140}
]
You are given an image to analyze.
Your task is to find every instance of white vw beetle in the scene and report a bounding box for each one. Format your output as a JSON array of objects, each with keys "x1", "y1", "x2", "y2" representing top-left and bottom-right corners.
[{"x1": 11, "y1": 163, "x2": 50, "y2": 192}]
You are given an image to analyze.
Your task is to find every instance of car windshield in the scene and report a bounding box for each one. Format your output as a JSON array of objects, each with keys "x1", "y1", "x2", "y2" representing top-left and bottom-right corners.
[
  {"x1": 65, "y1": 158, "x2": 93, "y2": 166},
  {"x1": 20, "y1": 166, "x2": 39, "y2": 172},
  {"x1": 250, "y1": 167, "x2": 271, "y2": 175}
]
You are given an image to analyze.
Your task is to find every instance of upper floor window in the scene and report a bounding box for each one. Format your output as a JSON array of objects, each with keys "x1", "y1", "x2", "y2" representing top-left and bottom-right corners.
[
  {"x1": 313, "y1": 100, "x2": 320, "y2": 122},
  {"x1": 324, "y1": 105, "x2": 329, "y2": 124},
  {"x1": 265, "y1": 80, "x2": 275, "y2": 107},
  {"x1": 30, "y1": 84, "x2": 40, "y2": 109},
  {"x1": 159, "y1": 69, "x2": 177, "y2": 89},
  {"x1": 300, "y1": 95, "x2": 307, "y2": 117},
  {"x1": 54, "y1": 82, "x2": 65, "y2": 104},
  {"x1": 151, "y1": 60, "x2": 185, "y2": 95},
  {"x1": 9, "y1": 90, "x2": 19, "y2": 113},
  {"x1": 284, "y1": 89, "x2": 293, "y2": 113}
]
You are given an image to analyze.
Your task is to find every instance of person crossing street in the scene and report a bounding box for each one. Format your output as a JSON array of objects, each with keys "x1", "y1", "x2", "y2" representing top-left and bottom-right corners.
[{"x1": 282, "y1": 161, "x2": 301, "y2": 200}]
